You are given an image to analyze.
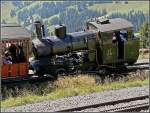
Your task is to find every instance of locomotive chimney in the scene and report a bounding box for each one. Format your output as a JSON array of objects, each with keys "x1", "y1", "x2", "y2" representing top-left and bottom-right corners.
[
  {"x1": 34, "y1": 21, "x2": 45, "y2": 40},
  {"x1": 55, "y1": 25, "x2": 66, "y2": 38}
]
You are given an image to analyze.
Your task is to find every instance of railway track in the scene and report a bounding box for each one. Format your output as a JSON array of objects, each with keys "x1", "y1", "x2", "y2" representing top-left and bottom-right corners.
[
  {"x1": 81, "y1": 61, "x2": 149, "y2": 76},
  {"x1": 55, "y1": 95, "x2": 149, "y2": 112},
  {"x1": 103, "y1": 103, "x2": 149, "y2": 112}
]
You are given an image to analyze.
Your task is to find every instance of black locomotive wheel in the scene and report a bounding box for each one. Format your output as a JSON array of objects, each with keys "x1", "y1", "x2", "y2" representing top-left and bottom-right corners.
[
  {"x1": 96, "y1": 67, "x2": 110, "y2": 75},
  {"x1": 56, "y1": 71, "x2": 66, "y2": 76},
  {"x1": 54, "y1": 68, "x2": 67, "y2": 80},
  {"x1": 35, "y1": 70, "x2": 44, "y2": 77}
]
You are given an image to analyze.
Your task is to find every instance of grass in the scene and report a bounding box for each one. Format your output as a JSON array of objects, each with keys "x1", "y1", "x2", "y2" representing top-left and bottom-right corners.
[
  {"x1": 1, "y1": 71, "x2": 149, "y2": 108},
  {"x1": 138, "y1": 52, "x2": 149, "y2": 60},
  {"x1": 88, "y1": 1, "x2": 149, "y2": 15}
]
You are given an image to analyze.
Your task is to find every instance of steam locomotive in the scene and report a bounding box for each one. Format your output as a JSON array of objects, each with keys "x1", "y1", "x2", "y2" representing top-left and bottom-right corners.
[
  {"x1": 1, "y1": 17, "x2": 140, "y2": 82},
  {"x1": 30, "y1": 17, "x2": 140, "y2": 77}
]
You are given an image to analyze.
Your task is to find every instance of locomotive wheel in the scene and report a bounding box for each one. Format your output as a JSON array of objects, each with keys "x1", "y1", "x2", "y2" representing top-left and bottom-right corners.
[
  {"x1": 56, "y1": 70, "x2": 66, "y2": 76},
  {"x1": 36, "y1": 71, "x2": 44, "y2": 77},
  {"x1": 54, "y1": 68, "x2": 67, "y2": 80},
  {"x1": 96, "y1": 67, "x2": 110, "y2": 75}
]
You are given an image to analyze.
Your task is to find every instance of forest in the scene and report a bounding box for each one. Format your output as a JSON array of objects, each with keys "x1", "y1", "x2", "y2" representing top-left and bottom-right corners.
[{"x1": 1, "y1": 1, "x2": 149, "y2": 43}]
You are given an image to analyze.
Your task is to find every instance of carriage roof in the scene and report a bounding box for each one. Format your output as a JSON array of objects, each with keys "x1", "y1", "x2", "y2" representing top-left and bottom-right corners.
[
  {"x1": 87, "y1": 18, "x2": 133, "y2": 33},
  {"x1": 1, "y1": 24, "x2": 31, "y2": 41}
]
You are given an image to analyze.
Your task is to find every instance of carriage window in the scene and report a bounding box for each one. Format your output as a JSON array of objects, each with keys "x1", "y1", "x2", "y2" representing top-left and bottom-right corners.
[
  {"x1": 2, "y1": 42, "x2": 26, "y2": 64},
  {"x1": 2, "y1": 43, "x2": 12, "y2": 64}
]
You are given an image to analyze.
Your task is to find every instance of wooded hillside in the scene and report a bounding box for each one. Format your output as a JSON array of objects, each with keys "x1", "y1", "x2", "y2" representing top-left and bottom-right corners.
[{"x1": 1, "y1": 1, "x2": 149, "y2": 36}]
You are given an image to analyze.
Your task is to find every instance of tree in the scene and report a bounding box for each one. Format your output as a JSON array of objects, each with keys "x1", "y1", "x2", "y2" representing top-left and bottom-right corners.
[
  {"x1": 10, "y1": 9, "x2": 16, "y2": 17},
  {"x1": 12, "y1": 1, "x2": 24, "y2": 8},
  {"x1": 1, "y1": 19, "x2": 6, "y2": 24},
  {"x1": 139, "y1": 21, "x2": 149, "y2": 48},
  {"x1": 101, "y1": 8, "x2": 107, "y2": 16},
  {"x1": 140, "y1": 21, "x2": 148, "y2": 37}
]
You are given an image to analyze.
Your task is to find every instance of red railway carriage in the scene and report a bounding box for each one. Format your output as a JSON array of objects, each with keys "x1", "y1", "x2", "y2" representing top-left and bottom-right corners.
[{"x1": 1, "y1": 24, "x2": 31, "y2": 80}]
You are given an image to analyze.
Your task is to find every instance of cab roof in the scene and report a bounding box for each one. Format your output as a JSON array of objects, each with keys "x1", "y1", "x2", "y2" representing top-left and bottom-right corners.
[
  {"x1": 87, "y1": 18, "x2": 133, "y2": 33},
  {"x1": 1, "y1": 23, "x2": 31, "y2": 40}
]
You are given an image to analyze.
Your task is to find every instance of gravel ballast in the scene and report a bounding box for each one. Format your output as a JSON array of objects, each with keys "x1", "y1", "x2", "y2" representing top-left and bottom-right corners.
[{"x1": 1, "y1": 85, "x2": 149, "y2": 112}]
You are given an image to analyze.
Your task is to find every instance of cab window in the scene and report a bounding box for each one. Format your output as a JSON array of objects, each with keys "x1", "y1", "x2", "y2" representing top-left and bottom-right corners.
[
  {"x1": 102, "y1": 32, "x2": 113, "y2": 43},
  {"x1": 127, "y1": 30, "x2": 136, "y2": 40}
]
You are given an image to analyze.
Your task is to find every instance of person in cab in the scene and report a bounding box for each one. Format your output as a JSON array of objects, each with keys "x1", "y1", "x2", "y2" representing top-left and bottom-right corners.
[
  {"x1": 119, "y1": 30, "x2": 127, "y2": 42},
  {"x1": 18, "y1": 45, "x2": 26, "y2": 63},
  {"x1": 9, "y1": 44, "x2": 17, "y2": 63},
  {"x1": 3, "y1": 51, "x2": 12, "y2": 64}
]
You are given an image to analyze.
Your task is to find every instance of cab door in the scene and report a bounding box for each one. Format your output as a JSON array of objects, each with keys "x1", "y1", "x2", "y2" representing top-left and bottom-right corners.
[
  {"x1": 124, "y1": 30, "x2": 140, "y2": 62},
  {"x1": 101, "y1": 32, "x2": 117, "y2": 64}
]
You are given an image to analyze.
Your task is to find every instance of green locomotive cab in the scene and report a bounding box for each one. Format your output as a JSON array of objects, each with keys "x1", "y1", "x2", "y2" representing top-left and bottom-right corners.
[{"x1": 86, "y1": 17, "x2": 140, "y2": 66}]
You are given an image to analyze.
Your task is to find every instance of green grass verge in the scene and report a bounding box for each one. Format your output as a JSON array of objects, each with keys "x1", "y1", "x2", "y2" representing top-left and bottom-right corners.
[
  {"x1": 138, "y1": 52, "x2": 149, "y2": 60},
  {"x1": 1, "y1": 77, "x2": 148, "y2": 108}
]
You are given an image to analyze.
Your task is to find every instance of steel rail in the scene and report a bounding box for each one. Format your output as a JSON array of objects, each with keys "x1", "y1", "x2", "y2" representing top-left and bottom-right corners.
[
  {"x1": 107, "y1": 103, "x2": 149, "y2": 112},
  {"x1": 82, "y1": 65, "x2": 149, "y2": 76},
  {"x1": 133, "y1": 62, "x2": 149, "y2": 66},
  {"x1": 55, "y1": 95, "x2": 149, "y2": 112}
]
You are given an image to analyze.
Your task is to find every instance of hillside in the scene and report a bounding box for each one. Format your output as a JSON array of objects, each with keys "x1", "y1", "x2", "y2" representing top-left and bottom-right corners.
[
  {"x1": 88, "y1": 1, "x2": 149, "y2": 15},
  {"x1": 1, "y1": 1, "x2": 149, "y2": 34},
  {"x1": 1, "y1": 1, "x2": 17, "y2": 23}
]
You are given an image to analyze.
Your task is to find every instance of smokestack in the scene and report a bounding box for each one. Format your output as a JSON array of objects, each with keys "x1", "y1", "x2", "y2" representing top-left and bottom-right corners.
[{"x1": 34, "y1": 21, "x2": 45, "y2": 40}]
